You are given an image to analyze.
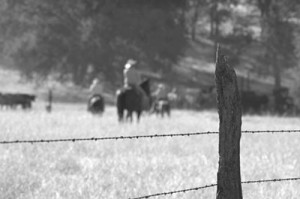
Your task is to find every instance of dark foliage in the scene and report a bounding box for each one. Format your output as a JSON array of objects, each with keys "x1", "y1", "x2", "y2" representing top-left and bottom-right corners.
[{"x1": 0, "y1": 0, "x2": 187, "y2": 85}]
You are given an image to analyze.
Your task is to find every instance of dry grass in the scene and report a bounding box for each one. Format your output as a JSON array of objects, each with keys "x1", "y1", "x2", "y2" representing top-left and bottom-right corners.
[{"x1": 0, "y1": 104, "x2": 300, "y2": 199}]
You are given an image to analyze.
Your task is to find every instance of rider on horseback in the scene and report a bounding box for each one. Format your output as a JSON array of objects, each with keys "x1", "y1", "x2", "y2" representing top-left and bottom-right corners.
[
  {"x1": 153, "y1": 84, "x2": 168, "y2": 101},
  {"x1": 87, "y1": 78, "x2": 104, "y2": 112},
  {"x1": 152, "y1": 84, "x2": 169, "y2": 112},
  {"x1": 123, "y1": 59, "x2": 147, "y2": 105},
  {"x1": 89, "y1": 78, "x2": 103, "y2": 98}
]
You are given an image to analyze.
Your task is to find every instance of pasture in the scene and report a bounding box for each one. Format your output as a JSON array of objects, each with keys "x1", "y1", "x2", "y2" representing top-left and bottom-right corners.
[{"x1": 0, "y1": 103, "x2": 300, "y2": 199}]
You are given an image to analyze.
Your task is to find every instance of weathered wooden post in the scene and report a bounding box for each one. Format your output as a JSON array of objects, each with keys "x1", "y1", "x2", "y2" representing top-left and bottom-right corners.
[{"x1": 215, "y1": 45, "x2": 242, "y2": 199}]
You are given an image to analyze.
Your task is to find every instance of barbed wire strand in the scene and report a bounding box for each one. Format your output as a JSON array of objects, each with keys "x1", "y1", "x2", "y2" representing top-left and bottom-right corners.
[
  {"x1": 129, "y1": 183, "x2": 217, "y2": 199},
  {"x1": 129, "y1": 177, "x2": 300, "y2": 199},
  {"x1": 0, "y1": 131, "x2": 218, "y2": 145},
  {"x1": 242, "y1": 130, "x2": 300, "y2": 134},
  {"x1": 1, "y1": 130, "x2": 300, "y2": 145}
]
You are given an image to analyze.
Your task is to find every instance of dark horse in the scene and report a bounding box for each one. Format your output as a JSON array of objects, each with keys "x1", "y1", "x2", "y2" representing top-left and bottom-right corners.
[
  {"x1": 116, "y1": 79, "x2": 151, "y2": 122},
  {"x1": 87, "y1": 94, "x2": 105, "y2": 114}
]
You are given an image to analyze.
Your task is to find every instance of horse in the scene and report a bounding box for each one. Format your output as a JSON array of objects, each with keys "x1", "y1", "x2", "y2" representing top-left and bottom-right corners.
[
  {"x1": 87, "y1": 94, "x2": 105, "y2": 114},
  {"x1": 116, "y1": 79, "x2": 151, "y2": 122}
]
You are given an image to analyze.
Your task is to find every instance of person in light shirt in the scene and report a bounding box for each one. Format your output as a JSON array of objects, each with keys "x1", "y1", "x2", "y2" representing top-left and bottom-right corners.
[
  {"x1": 123, "y1": 59, "x2": 147, "y2": 100},
  {"x1": 151, "y1": 83, "x2": 169, "y2": 112},
  {"x1": 89, "y1": 78, "x2": 103, "y2": 97},
  {"x1": 153, "y1": 84, "x2": 168, "y2": 100}
]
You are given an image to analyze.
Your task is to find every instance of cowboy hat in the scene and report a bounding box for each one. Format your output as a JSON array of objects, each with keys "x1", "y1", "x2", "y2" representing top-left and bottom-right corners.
[
  {"x1": 124, "y1": 59, "x2": 137, "y2": 69},
  {"x1": 92, "y1": 78, "x2": 99, "y2": 84},
  {"x1": 158, "y1": 84, "x2": 165, "y2": 88}
]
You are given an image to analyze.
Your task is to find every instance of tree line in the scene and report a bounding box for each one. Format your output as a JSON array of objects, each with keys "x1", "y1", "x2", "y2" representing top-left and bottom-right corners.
[
  {"x1": 0, "y1": 0, "x2": 187, "y2": 85},
  {"x1": 0, "y1": 0, "x2": 299, "y2": 90}
]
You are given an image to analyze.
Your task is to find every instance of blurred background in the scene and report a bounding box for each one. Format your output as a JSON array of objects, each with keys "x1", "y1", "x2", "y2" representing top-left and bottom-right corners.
[
  {"x1": 1, "y1": 2, "x2": 300, "y2": 198},
  {"x1": 0, "y1": 0, "x2": 300, "y2": 114}
]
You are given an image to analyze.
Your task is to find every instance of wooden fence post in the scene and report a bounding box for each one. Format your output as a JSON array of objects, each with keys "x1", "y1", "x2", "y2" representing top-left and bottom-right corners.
[{"x1": 215, "y1": 45, "x2": 242, "y2": 199}]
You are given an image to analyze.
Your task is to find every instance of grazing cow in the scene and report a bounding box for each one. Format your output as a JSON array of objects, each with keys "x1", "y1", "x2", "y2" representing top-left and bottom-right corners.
[
  {"x1": 240, "y1": 91, "x2": 269, "y2": 114},
  {"x1": 272, "y1": 87, "x2": 298, "y2": 115},
  {"x1": 0, "y1": 93, "x2": 35, "y2": 109},
  {"x1": 0, "y1": 93, "x2": 9, "y2": 108},
  {"x1": 87, "y1": 94, "x2": 105, "y2": 114}
]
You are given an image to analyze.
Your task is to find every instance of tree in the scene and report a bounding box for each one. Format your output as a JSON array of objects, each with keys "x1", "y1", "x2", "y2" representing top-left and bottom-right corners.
[
  {"x1": 186, "y1": 0, "x2": 242, "y2": 61},
  {"x1": 256, "y1": 0, "x2": 299, "y2": 88},
  {"x1": 0, "y1": 0, "x2": 188, "y2": 85}
]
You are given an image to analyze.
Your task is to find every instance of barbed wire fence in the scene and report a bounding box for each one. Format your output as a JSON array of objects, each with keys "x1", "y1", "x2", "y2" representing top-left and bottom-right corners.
[
  {"x1": 1, "y1": 129, "x2": 300, "y2": 145},
  {"x1": 1, "y1": 129, "x2": 300, "y2": 198},
  {"x1": 129, "y1": 177, "x2": 300, "y2": 199}
]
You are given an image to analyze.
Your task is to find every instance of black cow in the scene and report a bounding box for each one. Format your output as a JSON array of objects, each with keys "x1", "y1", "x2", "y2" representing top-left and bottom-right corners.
[
  {"x1": 272, "y1": 87, "x2": 298, "y2": 115},
  {"x1": 0, "y1": 93, "x2": 35, "y2": 109},
  {"x1": 241, "y1": 91, "x2": 269, "y2": 114},
  {"x1": 87, "y1": 94, "x2": 105, "y2": 114}
]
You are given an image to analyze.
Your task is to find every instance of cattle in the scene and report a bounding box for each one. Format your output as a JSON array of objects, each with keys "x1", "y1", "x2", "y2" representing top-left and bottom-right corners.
[
  {"x1": 273, "y1": 87, "x2": 299, "y2": 116},
  {"x1": 241, "y1": 88, "x2": 299, "y2": 116},
  {"x1": 240, "y1": 91, "x2": 269, "y2": 114},
  {"x1": 87, "y1": 94, "x2": 105, "y2": 114},
  {"x1": 0, "y1": 93, "x2": 35, "y2": 109}
]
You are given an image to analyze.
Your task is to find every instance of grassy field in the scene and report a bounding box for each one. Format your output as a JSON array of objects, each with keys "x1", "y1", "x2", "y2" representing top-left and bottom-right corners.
[{"x1": 0, "y1": 103, "x2": 300, "y2": 199}]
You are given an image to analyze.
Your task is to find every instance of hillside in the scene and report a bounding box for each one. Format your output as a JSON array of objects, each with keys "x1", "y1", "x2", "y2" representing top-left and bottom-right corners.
[
  {"x1": 170, "y1": 38, "x2": 295, "y2": 94},
  {"x1": 0, "y1": 38, "x2": 296, "y2": 107},
  {"x1": 0, "y1": 69, "x2": 114, "y2": 105}
]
